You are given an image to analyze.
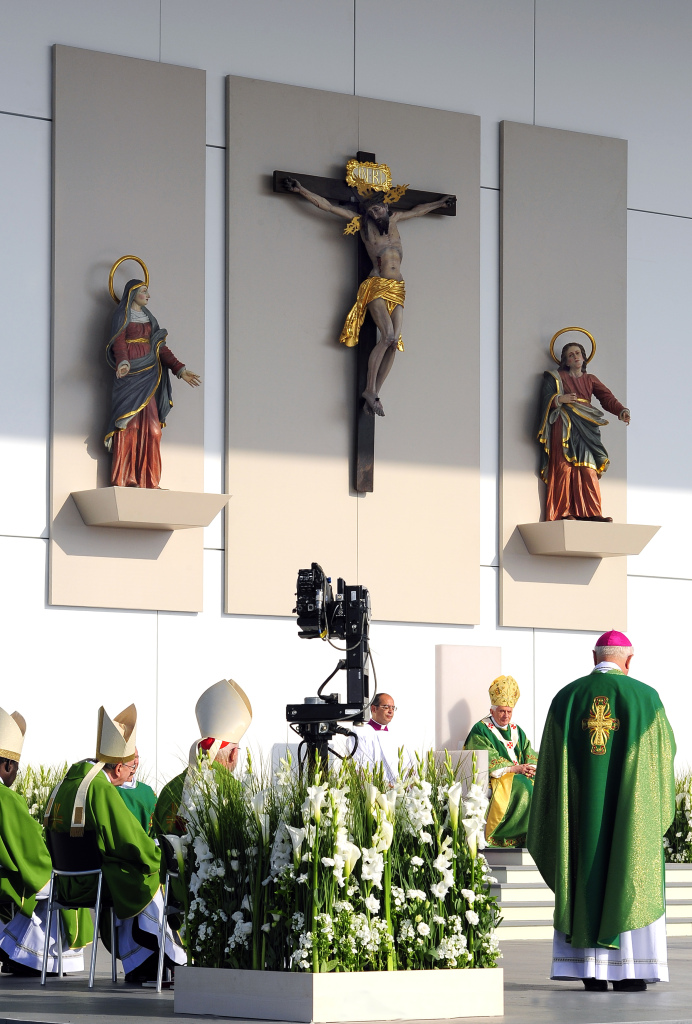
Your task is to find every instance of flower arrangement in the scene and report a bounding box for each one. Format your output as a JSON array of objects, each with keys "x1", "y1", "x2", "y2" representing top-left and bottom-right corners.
[
  {"x1": 664, "y1": 768, "x2": 692, "y2": 863},
  {"x1": 14, "y1": 762, "x2": 68, "y2": 822},
  {"x1": 175, "y1": 750, "x2": 502, "y2": 973}
]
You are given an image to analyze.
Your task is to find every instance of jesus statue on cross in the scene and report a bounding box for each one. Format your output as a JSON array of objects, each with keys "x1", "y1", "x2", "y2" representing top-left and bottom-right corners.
[{"x1": 284, "y1": 177, "x2": 455, "y2": 417}]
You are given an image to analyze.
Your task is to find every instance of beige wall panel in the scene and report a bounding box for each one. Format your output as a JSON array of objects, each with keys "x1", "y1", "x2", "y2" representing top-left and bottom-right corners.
[
  {"x1": 225, "y1": 77, "x2": 359, "y2": 615},
  {"x1": 435, "y1": 646, "x2": 501, "y2": 752},
  {"x1": 50, "y1": 46, "x2": 206, "y2": 611},
  {"x1": 500, "y1": 122, "x2": 628, "y2": 630},
  {"x1": 225, "y1": 79, "x2": 480, "y2": 622},
  {"x1": 355, "y1": 99, "x2": 480, "y2": 625}
]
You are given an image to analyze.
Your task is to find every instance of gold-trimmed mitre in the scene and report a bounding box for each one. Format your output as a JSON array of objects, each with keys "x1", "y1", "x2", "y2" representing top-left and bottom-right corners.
[
  {"x1": 489, "y1": 675, "x2": 520, "y2": 709},
  {"x1": 95, "y1": 704, "x2": 137, "y2": 763},
  {"x1": 0, "y1": 709, "x2": 26, "y2": 762},
  {"x1": 195, "y1": 679, "x2": 253, "y2": 745}
]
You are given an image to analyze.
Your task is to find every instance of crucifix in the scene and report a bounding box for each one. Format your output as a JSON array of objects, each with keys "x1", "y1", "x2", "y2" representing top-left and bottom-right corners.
[
  {"x1": 582, "y1": 696, "x2": 620, "y2": 755},
  {"x1": 273, "y1": 152, "x2": 455, "y2": 493}
]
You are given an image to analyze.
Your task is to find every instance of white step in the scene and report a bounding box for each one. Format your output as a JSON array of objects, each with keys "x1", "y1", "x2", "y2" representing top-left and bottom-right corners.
[
  {"x1": 499, "y1": 902, "x2": 554, "y2": 922},
  {"x1": 496, "y1": 920, "x2": 554, "y2": 940},
  {"x1": 483, "y1": 848, "x2": 535, "y2": 867},
  {"x1": 488, "y1": 866, "x2": 544, "y2": 885}
]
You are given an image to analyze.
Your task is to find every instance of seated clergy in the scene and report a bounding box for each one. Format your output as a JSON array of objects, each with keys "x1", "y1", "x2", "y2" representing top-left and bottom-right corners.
[
  {"x1": 152, "y1": 677, "x2": 252, "y2": 839},
  {"x1": 43, "y1": 704, "x2": 186, "y2": 983},
  {"x1": 116, "y1": 747, "x2": 157, "y2": 833},
  {"x1": 0, "y1": 708, "x2": 91, "y2": 977},
  {"x1": 463, "y1": 676, "x2": 538, "y2": 848}
]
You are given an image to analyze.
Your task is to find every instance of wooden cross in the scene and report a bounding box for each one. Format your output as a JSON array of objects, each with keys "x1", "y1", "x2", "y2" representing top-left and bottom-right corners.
[
  {"x1": 581, "y1": 696, "x2": 620, "y2": 755},
  {"x1": 273, "y1": 152, "x2": 455, "y2": 493}
]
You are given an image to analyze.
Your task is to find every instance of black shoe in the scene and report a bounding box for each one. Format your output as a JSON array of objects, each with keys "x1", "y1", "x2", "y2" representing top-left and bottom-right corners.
[
  {"x1": 4, "y1": 962, "x2": 43, "y2": 977},
  {"x1": 583, "y1": 978, "x2": 608, "y2": 991},
  {"x1": 612, "y1": 979, "x2": 647, "y2": 992},
  {"x1": 125, "y1": 954, "x2": 159, "y2": 984}
]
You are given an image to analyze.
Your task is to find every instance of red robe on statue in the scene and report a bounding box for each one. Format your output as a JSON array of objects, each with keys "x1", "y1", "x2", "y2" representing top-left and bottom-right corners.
[
  {"x1": 545, "y1": 371, "x2": 625, "y2": 521},
  {"x1": 110, "y1": 322, "x2": 184, "y2": 489}
]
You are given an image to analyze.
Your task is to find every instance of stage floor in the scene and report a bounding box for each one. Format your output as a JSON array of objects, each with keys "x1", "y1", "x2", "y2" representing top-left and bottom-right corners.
[{"x1": 2, "y1": 938, "x2": 692, "y2": 1024}]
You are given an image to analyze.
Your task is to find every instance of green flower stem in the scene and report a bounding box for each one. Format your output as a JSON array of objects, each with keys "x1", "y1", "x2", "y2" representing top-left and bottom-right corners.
[
  {"x1": 311, "y1": 825, "x2": 320, "y2": 973},
  {"x1": 384, "y1": 852, "x2": 394, "y2": 970}
]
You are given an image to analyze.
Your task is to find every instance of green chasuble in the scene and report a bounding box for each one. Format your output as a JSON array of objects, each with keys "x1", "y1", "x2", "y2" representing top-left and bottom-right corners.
[
  {"x1": 527, "y1": 670, "x2": 675, "y2": 950},
  {"x1": 45, "y1": 761, "x2": 161, "y2": 922},
  {"x1": 151, "y1": 769, "x2": 188, "y2": 840},
  {"x1": 464, "y1": 718, "x2": 538, "y2": 847},
  {"x1": 0, "y1": 783, "x2": 91, "y2": 948},
  {"x1": 118, "y1": 780, "x2": 157, "y2": 834}
]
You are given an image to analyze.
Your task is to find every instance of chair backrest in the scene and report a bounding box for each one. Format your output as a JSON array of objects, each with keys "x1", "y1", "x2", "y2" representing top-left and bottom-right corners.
[
  {"x1": 45, "y1": 829, "x2": 101, "y2": 873},
  {"x1": 159, "y1": 835, "x2": 181, "y2": 878}
]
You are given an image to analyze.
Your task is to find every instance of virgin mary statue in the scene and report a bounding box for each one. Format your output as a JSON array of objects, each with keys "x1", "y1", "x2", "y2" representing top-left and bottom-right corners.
[{"x1": 104, "y1": 279, "x2": 200, "y2": 488}]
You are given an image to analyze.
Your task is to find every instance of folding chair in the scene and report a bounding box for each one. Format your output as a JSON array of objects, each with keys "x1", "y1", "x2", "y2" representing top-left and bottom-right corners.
[
  {"x1": 156, "y1": 835, "x2": 183, "y2": 992},
  {"x1": 41, "y1": 829, "x2": 117, "y2": 988}
]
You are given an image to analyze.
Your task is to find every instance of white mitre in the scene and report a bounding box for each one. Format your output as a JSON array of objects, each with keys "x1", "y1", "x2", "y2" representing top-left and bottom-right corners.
[
  {"x1": 191, "y1": 679, "x2": 252, "y2": 763},
  {"x1": 95, "y1": 703, "x2": 137, "y2": 763},
  {"x1": 62, "y1": 704, "x2": 138, "y2": 836},
  {"x1": 0, "y1": 709, "x2": 26, "y2": 762}
]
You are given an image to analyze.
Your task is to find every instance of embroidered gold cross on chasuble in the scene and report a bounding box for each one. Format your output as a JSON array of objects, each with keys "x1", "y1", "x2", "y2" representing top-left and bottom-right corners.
[{"x1": 582, "y1": 696, "x2": 620, "y2": 755}]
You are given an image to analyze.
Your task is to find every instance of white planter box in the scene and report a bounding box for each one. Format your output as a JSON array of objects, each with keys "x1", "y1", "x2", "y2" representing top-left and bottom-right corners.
[{"x1": 174, "y1": 965, "x2": 504, "y2": 1021}]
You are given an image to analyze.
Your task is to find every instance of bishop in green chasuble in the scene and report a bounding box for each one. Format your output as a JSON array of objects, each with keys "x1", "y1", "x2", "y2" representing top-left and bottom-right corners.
[
  {"x1": 0, "y1": 708, "x2": 90, "y2": 975},
  {"x1": 464, "y1": 676, "x2": 538, "y2": 847},
  {"x1": 44, "y1": 705, "x2": 186, "y2": 979},
  {"x1": 118, "y1": 778, "x2": 157, "y2": 833},
  {"x1": 527, "y1": 631, "x2": 675, "y2": 987}
]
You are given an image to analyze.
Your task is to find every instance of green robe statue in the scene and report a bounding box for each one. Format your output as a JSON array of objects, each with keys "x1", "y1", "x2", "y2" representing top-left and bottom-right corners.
[
  {"x1": 0, "y1": 782, "x2": 90, "y2": 948},
  {"x1": 527, "y1": 669, "x2": 675, "y2": 949},
  {"x1": 45, "y1": 761, "x2": 161, "y2": 922},
  {"x1": 464, "y1": 717, "x2": 538, "y2": 847},
  {"x1": 118, "y1": 780, "x2": 157, "y2": 833}
]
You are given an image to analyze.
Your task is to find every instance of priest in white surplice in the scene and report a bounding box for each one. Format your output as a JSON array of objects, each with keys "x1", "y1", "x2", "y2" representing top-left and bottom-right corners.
[{"x1": 354, "y1": 694, "x2": 412, "y2": 783}]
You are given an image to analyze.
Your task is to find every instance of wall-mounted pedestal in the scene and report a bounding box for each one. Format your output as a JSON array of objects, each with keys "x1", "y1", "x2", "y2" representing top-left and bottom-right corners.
[
  {"x1": 71, "y1": 487, "x2": 231, "y2": 531},
  {"x1": 518, "y1": 521, "x2": 659, "y2": 559}
]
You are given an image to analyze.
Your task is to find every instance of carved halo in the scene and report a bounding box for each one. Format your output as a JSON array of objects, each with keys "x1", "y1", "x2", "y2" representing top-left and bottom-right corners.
[
  {"x1": 549, "y1": 326, "x2": 596, "y2": 365},
  {"x1": 108, "y1": 255, "x2": 150, "y2": 303}
]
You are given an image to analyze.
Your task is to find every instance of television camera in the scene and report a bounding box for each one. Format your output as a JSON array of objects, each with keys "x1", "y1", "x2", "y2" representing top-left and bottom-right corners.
[{"x1": 286, "y1": 562, "x2": 373, "y2": 766}]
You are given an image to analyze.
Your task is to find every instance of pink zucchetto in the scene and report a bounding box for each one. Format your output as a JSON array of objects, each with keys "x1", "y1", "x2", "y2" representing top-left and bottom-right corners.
[{"x1": 595, "y1": 630, "x2": 632, "y2": 647}]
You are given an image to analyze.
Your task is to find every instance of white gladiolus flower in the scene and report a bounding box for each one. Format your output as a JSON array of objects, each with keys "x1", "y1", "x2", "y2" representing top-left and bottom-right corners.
[
  {"x1": 341, "y1": 842, "x2": 361, "y2": 877},
  {"x1": 250, "y1": 790, "x2": 267, "y2": 819},
  {"x1": 462, "y1": 815, "x2": 486, "y2": 857},
  {"x1": 321, "y1": 857, "x2": 335, "y2": 867},
  {"x1": 365, "y1": 894, "x2": 380, "y2": 913},
  {"x1": 366, "y1": 784, "x2": 380, "y2": 810},
  {"x1": 361, "y1": 847, "x2": 384, "y2": 889},
  {"x1": 446, "y1": 781, "x2": 463, "y2": 830},
  {"x1": 303, "y1": 784, "x2": 328, "y2": 824},
  {"x1": 375, "y1": 819, "x2": 394, "y2": 852},
  {"x1": 286, "y1": 825, "x2": 307, "y2": 866},
  {"x1": 465, "y1": 909, "x2": 479, "y2": 926},
  {"x1": 430, "y1": 881, "x2": 450, "y2": 899},
  {"x1": 375, "y1": 789, "x2": 398, "y2": 820},
  {"x1": 420, "y1": 831, "x2": 433, "y2": 845}
]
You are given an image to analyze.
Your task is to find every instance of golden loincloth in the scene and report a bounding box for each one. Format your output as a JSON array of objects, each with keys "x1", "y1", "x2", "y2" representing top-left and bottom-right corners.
[{"x1": 338, "y1": 277, "x2": 405, "y2": 350}]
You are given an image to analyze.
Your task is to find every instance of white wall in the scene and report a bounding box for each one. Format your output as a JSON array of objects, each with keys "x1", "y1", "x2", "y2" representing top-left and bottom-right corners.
[{"x1": 2, "y1": 0, "x2": 690, "y2": 786}]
